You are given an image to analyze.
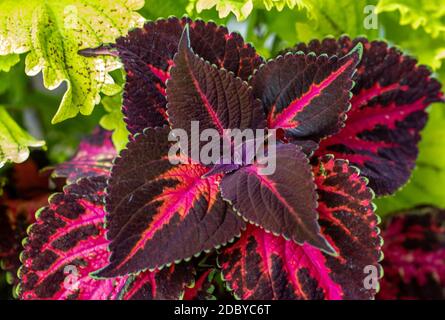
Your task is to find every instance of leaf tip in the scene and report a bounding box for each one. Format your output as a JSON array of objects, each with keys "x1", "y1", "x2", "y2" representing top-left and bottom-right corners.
[
  {"x1": 178, "y1": 24, "x2": 192, "y2": 52},
  {"x1": 348, "y1": 42, "x2": 364, "y2": 63},
  {"x1": 78, "y1": 44, "x2": 118, "y2": 57}
]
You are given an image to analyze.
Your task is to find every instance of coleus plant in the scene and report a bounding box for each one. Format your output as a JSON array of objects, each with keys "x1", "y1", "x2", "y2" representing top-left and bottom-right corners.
[
  {"x1": 17, "y1": 17, "x2": 443, "y2": 300},
  {"x1": 377, "y1": 206, "x2": 445, "y2": 300},
  {"x1": 0, "y1": 154, "x2": 52, "y2": 290}
]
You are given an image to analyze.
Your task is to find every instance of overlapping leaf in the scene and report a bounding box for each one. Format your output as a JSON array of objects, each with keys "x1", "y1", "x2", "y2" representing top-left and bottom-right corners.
[
  {"x1": 288, "y1": 36, "x2": 444, "y2": 195},
  {"x1": 96, "y1": 127, "x2": 245, "y2": 277},
  {"x1": 219, "y1": 156, "x2": 382, "y2": 300},
  {"x1": 195, "y1": 0, "x2": 310, "y2": 21},
  {"x1": 250, "y1": 44, "x2": 361, "y2": 148},
  {"x1": 0, "y1": 106, "x2": 45, "y2": 168},
  {"x1": 377, "y1": 0, "x2": 445, "y2": 38},
  {"x1": 220, "y1": 143, "x2": 333, "y2": 254},
  {"x1": 18, "y1": 176, "x2": 194, "y2": 300},
  {"x1": 0, "y1": 156, "x2": 52, "y2": 288},
  {"x1": 183, "y1": 268, "x2": 217, "y2": 300},
  {"x1": 377, "y1": 206, "x2": 445, "y2": 300},
  {"x1": 374, "y1": 106, "x2": 445, "y2": 214},
  {"x1": 52, "y1": 128, "x2": 116, "y2": 184},
  {"x1": 118, "y1": 265, "x2": 194, "y2": 300},
  {"x1": 167, "y1": 25, "x2": 265, "y2": 155},
  {"x1": 105, "y1": 17, "x2": 263, "y2": 135}
]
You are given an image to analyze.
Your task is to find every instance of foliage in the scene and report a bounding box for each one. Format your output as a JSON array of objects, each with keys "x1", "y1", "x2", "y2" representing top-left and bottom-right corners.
[
  {"x1": 377, "y1": 0, "x2": 445, "y2": 38},
  {"x1": 0, "y1": 106, "x2": 45, "y2": 168},
  {"x1": 0, "y1": 54, "x2": 20, "y2": 72},
  {"x1": 0, "y1": 0, "x2": 444, "y2": 301},
  {"x1": 25, "y1": 16, "x2": 441, "y2": 299},
  {"x1": 0, "y1": 0, "x2": 144, "y2": 124},
  {"x1": 193, "y1": 0, "x2": 310, "y2": 21},
  {"x1": 375, "y1": 105, "x2": 445, "y2": 214},
  {"x1": 377, "y1": 206, "x2": 445, "y2": 300}
]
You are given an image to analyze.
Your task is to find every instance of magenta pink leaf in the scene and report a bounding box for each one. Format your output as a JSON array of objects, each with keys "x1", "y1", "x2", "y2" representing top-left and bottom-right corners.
[
  {"x1": 52, "y1": 128, "x2": 116, "y2": 184},
  {"x1": 220, "y1": 143, "x2": 334, "y2": 254},
  {"x1": 0, "y1": 194, "x2": 48, "y2": 286},
  {"x1": 0, "y1": 157, "x2": 53, "y2": 288},
  {"x1": 118, "y1": 264, "x2": 194, "y2": 300},
  {"x1": 183, "y1": 268, "x2": 217, "y2": 300},
  {"x1": 18, "y1": 176, "x2": 194, "y2": 300},
  {"x1": 377, "y1": 206, "x2": 445, "y2": 300},
  {"x1": 219, "y1": 156, "x2": 382, "y2": 300},
  {"x1": 95, "y1": 127, "x2": 245, "y2": 278},
  {"x1": 18, "y1": 177, "x2": 128, "y2": 300},
  {"x1": 110, "y1": 17, "x2": 263, "y2": 135},
  {"x1": 251, "y1": 44, "x2": 361, "y2": 146},
  {"x1": 288, "y1": 36, "x2": 444, "y2": 195}
]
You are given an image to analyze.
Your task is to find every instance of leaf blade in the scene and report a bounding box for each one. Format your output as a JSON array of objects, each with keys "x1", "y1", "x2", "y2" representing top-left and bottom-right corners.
[
  {"x1": 112, "y1": 17, "x2": 263, "y2": 135},
  {"x1": 0, "y1": 106, "x2": 45, "y2": 168},
  {"x1": 166, "y1": 24, "x2": 265, "y2": 139},
  {"x1": 289, "y1": 36, "x2": 444, "y2": 195},
  {"x1": 219, "y1": 156, "x2": 382, "y2": 300},
  {"x1": 220, "y1": 143, "x2": 333, "y2": 254},
  {"x1": 97, "y1": 127, "x2": 245, "y2": 277},
  {"x1": 0, "y1": 0, "x2": 144, "y2": 123},
  {"x1": 251, "y1": 45, "x2": 361, "y2": 144}
]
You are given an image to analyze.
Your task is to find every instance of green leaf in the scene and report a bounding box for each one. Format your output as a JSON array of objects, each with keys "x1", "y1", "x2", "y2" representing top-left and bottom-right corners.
[
  {"x1": 141, "y1": 0, "x2": 193, "y2": 19},
  {"x1": 374, "y1": 104, "x2": 445, "y2": 216},
  {"x1": 99, "y1": 95, "x2": 129, "y2": 152},
  {"x1": 194, "y1": 0, "x2": 308, "y2": 21},
  {"x1": 195, "y1": 0, "x2": 254, "y2": 20},
  {"x1": 0, "y1": 0, "x2": 144, "y2": 124},
  {"x1": 0, "y1": 54, "x2": 20, "y2": 72},
  {"x1": 379, "y1": 12, "x2": 445, "y2": 77},
  {"x1": 0, "y1": 106, "x2": 45, "y2": 167},
  {"x1": 377, "y1": 0, "x2": 445, "y2": 38},
  {"x1": 294, "y1": 0, "x2": 379, "y2": 42}
]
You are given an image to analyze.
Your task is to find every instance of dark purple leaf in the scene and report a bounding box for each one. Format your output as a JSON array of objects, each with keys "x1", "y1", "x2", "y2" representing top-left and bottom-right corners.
[
  {"x1": 251, "y1": 44, "x2": 361, "y2": 146},
  {"x1": 287, "y1": 36, "x2": 444, "y2": 195},
  {"x1": 18, "y1": 176, "x2": 194, "y2": 300},
  {"x1": 118, "y1": 264, "x2": 194, "y2": 300},
  {"x1": 220, "y1": 143, "x2": 334, "y2": 254},
  {"x1": 96, "y1": 127, "x2": 245, "y2": 278},
  {"x1": 112, "y1": 17, "x2": 263, "y2": 134},
  {"x1": 219, "y1": 156, "x2": 382, "y2": 300},
  {"x1": 166, "y1": 25, "x2": 265, "y2": 158}
]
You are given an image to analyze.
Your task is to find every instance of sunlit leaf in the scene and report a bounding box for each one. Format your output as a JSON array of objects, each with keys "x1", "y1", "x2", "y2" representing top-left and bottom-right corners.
[
  {"x1": 0, "y1": 54, "x2": 20, "y2": 72},
  {"x1": 99, "y1": 95, "x2": 129, "y2": 153},
  {"x1": 377, "y1": 0, "x2": 445, "y2": 38},
  {"x1": 0, "y1": 0, "x2": 144, "y2": 123},
  {"x1": 0, "y1": 106, "x2": 45, "y2": 168}
]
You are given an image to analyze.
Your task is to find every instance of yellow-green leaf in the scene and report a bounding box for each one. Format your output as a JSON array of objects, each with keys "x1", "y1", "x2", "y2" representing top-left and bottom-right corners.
[
  {"x1": 99, "y1": 95, "x2": 129, "y2": 152},
  {"x1": 0, "y1": 54, "x2": 20, "y2": 72},
  {"x1": 377, "y1": 0, "x2": 445, "y2": 38},
  {"x1": 195, "y1": 0, "x2": 307, "y2": 21},
  {"x1": 0, "y1": 0, "x2": 145, "y2": 124},
  {"x1": 0, "y1": 106, "x2": 45, "y2": 167}
]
